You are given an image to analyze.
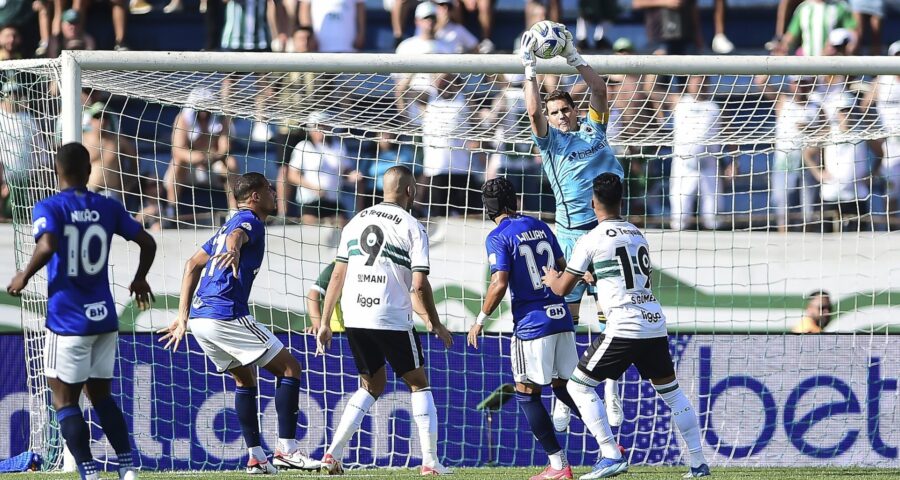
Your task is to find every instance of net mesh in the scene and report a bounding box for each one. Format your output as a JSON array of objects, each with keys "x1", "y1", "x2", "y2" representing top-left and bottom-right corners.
[{"x1": 3, "y1": 56, "x2": 899, "y2": 471}]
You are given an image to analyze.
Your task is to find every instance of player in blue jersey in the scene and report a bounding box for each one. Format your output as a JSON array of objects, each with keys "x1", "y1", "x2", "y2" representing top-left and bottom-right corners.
[
  {"x1": 467, "y1": 178, "x2": 582, "y2": 480},
  {"x1": 6, "y1": 143, "x2": 157, "y2": 480},
  {"x1": 158, "y1": 172, "x2": 320, "y2": 474},
  {"x1": 521, "y1": 24, "x2": 626, "y2": 429}
]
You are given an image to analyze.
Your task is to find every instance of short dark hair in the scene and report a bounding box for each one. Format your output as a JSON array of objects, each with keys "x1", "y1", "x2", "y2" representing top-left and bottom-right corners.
[
  {"x1": 544, "y1": 90, "x2": 576, "y2": 109},
  {"x1": 233, "y1": 172, "x2": 270, "y2": 202},
  {"x1": 592, "y1": 173, "x2": 623, "y2": 210},
  {"x1": 808, "y1": 290, "x2": 831, "y2": 300},
  {"x1": 56, "y1": 142, "x2": 91, "y2": 180},
  {"x1": 385, "y1": 164, "x2": 413, "y2": 178}
]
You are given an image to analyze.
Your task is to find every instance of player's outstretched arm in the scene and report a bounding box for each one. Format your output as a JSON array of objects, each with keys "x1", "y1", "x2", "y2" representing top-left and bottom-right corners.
[
  {"x1": 411, "y1": 272, "x2": 453, "y2": 349},
  {"x1": 317, "y1": 261, "x2": 347, "y2": 355},
  {"x1": 541, "y1": 265, "x2": 580, "y2": 298},
  {"x1": 129, "y1": 230, "x2": 157, "y2": 311},
  {"x1": 521, "y1": 31, "x2": 549, "y2": 138},
  {"x1": 559, "y1": 29, "x2": 608, "y2": 115},
  {"x1": 6, "y1": 233, "x2": 56, "y2": 296},
  {"x1": 467, "y1": 271, "x2": 509, "y2": 350},
  {"x1": 158, "y1": 248, "x2": 209, "y2": 351},
  {"x1": 212, "y1": 229, "x2": 249, "y2": 278}
]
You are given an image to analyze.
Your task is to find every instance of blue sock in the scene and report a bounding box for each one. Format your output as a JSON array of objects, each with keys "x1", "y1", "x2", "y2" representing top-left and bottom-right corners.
[
  {"x1": 91, "y1": 396, "x2": 133, "y2": 469},
  {"x1": 57, "y1": 405, "x2": 96, "y2": 478},
  {"x1": 516, "y1": 391, "x2": 561, "y2": 455},
  {"x1": 553, "y1": 384, "x2": 582, "y2": 418},
  {"x1": 275, "y1": 377, "x2": 301, "y2": 440},
  {"x1": 235, "y1": 387, "x2": 261, "y2": 448}
]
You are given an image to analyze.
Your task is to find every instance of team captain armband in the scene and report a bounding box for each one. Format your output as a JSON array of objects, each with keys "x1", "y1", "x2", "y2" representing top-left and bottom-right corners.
[{"x1": 588, "y1": 107, "x2": 608, "y2": 124}]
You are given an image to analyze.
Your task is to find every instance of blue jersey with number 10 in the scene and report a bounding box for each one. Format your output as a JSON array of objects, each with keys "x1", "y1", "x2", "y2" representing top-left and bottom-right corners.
[
  {"x1": 190, "y1": 209, "x2": 266, "y2": 320},
  {"x1": 32, "y1": 188, "x2": 143, "y2": 336},
  {"x1": 486, "y1": 215, "x2": 574, "y2": 341}
]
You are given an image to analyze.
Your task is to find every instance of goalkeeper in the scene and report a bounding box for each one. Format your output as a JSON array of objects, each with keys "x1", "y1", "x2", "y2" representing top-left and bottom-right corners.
[{"x1": 521, "y1": 24, "x2": 626, "y2": 430}]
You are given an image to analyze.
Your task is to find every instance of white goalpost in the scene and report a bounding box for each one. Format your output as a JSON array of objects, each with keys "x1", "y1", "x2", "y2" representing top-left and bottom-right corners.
[{"x1": 3, "y1": 51, "x2": 900, "y2": 471}]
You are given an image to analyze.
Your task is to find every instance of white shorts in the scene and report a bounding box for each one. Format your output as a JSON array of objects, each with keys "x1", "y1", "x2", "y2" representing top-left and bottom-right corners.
[
  {"x1": 510, "y1": 331, "x2": 579, "y2": 385},
  {"x1": 44, "y1": 331, "x2": 118, "y2": 384},
  {"x1": 190, "y1": 316, "x2": 283, "y2": 373}
]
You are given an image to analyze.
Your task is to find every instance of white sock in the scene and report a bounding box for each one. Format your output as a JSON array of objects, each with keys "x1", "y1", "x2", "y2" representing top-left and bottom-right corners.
[
  {"x1": 327, "y1": 389, "x2": 376, "y2": 459},
  {"x1": 248, "y1": 446, "x2": 266, "y2": 462},
  {"x1": 655, "y1": 380, "x2": 706, "y2": 468},
  {"x1": 411, "y1": 388, "x2": 438, "y2": 467},
  {"x1": 278, "y1": 438, "x2": 299, "y2": 454},
  {"x1": 549, "y1": 451, "x2": 568, "y2": 470},
  {"x1": 567, "y1": 375, "x2": 621, "y2": 460}
]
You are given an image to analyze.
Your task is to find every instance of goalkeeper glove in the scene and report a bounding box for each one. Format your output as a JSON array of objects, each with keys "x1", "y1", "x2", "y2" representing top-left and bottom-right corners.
[
  {"x1": 559, "y1": 29, "x2": 587, "y2": 68},
  {"x1": 519, "y1": 31, "x2": 538, "y2": 81}
]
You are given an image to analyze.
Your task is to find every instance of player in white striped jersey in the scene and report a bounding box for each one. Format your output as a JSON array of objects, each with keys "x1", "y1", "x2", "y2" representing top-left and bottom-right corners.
[
  {"x1": 316, "y1": 166, "x2": 454, "y2": 476},
  {"x1": 542, "y1": 173, "x2": 710, "y2": 479}
]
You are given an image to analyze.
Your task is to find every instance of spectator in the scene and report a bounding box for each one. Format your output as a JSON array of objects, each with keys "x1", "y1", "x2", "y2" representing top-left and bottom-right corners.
[
  {"x1": 849, "y1": 0, "x2": 882, "y2": 55},
  {"x1": 712, "y1": 0, "x2": 735, "y2": 53},
  {"x1": 304, "y1": 261, "x2": 346, "y2": 335},
  {"x1": 31, "y1": 1, "x2": 52, "y2": 56},
  {"x1": 670, "y1": 75, "x2": 723, "y2": 230},
  {"x1": 458, "y1": 0, "x2": 495, "y2": 53},
  {"x1": 220, "y1": 0, "x2": 288, "y2": 141},
  {"x1": 792, "y1": 290, "x2": 832, "y2": 333},
  {"x1": 871, "y1": 41, "x2": 900, "y2": 219},
  {"x1": 299, "y1": 0, "x2": 366, "y2": 53},
  {"x1": 60, "y1": 9, "x2": 96, "y2": 51},
  {"x1": 776, "y1": 0, "x2": 856, "y2": 56},
  {"x1": 632, "y1": 0, "x2": 704, "y2": 54},
  {"x1": 575, "y1": 0, "x2": 619, "y2": 50},
  {"x1": 395, "y1": 2, "x2": 455, "y2": 118},
  {"x1": 814, "y1": 93, "x2": 876, "y2": 232},
  {"x1": 70, "y1": 0, "x2": 134, "y2": 50},
  {"x1": 0, "y1": 25, "x2": 22, "y2": 61},
  {"x1": 165, "y1": 87, "x2": 235, "y2": 219},
  {"x1": 396, "y1": 2, "x2": 455, "y2": 55},
  {"x1": 418, "y1": 73, "x2": 477, "y2": 217},
  {"x1": 434, "y1": 0, "x2": 479, "y2": 53},
  {"x1": 771, "y1": 76, "x2": 823, "y2": 231},
  {"x1": 824, "y1": 27, "x2": 855, "y2": 56},
  {"x1": 368, "y1": 131, "x2": 420, "y2": 204},
  {"x1": 766, "y1": 0, "x2": 802, "y2": 51},
  {"x1": 390, "y1": 0, "x2": 418, "y2": 47},
  {"x1": 0, "y1": 82, "x2": 49, "y2": 216},
  {"x1": 526, "y1": 0, "x2": 561, "y2": 28},
  {"x1": 82, "y1": 102, "x2": 139, "y2": 204},
  {"x1": 287, "y1": 111, "x2": 359, "y2": 225}
]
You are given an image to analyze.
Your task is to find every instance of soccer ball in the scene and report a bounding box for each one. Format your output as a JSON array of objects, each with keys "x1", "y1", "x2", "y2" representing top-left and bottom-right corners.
[{"x1": 529, "y1": 21, "x2": 567, "y2": 60}]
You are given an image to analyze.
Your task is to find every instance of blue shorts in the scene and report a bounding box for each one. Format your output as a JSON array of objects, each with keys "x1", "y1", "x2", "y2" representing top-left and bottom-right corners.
[{"x1": 556, "y1": 224, "x2": 596, "y2": 304}]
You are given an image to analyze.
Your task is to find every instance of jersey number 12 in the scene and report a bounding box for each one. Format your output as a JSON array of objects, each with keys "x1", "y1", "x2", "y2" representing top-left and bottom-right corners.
[{"x1": 519, "y1": 241, "x2": 553, "y2": 290}]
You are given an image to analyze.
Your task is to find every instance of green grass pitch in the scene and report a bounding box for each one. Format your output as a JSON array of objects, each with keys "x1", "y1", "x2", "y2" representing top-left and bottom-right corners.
[{"x1": 15, "y1": 467, "x2": 900, "y2": 479}]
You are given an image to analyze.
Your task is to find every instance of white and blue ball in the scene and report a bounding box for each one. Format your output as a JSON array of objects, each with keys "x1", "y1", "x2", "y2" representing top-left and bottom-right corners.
[{"x1": 529, "y1": 21, "x2": 567, "y2": 60}]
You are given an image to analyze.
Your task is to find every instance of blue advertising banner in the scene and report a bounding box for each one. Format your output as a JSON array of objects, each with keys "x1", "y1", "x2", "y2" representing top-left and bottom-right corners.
[{"x1": 1, "y1": 334, "x2": 897, "y2": 469}]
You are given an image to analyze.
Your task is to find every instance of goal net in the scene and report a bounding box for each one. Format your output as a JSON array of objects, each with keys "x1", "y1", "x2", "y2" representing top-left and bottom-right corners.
[{"x1": 3, "y1": 52, "x2": 899, "y2": 471}]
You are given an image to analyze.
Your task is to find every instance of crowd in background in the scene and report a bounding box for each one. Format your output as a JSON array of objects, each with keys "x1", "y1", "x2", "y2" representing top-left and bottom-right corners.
[{"x1": 0, "y1": 0, "x2": 898, "y2": 233}]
